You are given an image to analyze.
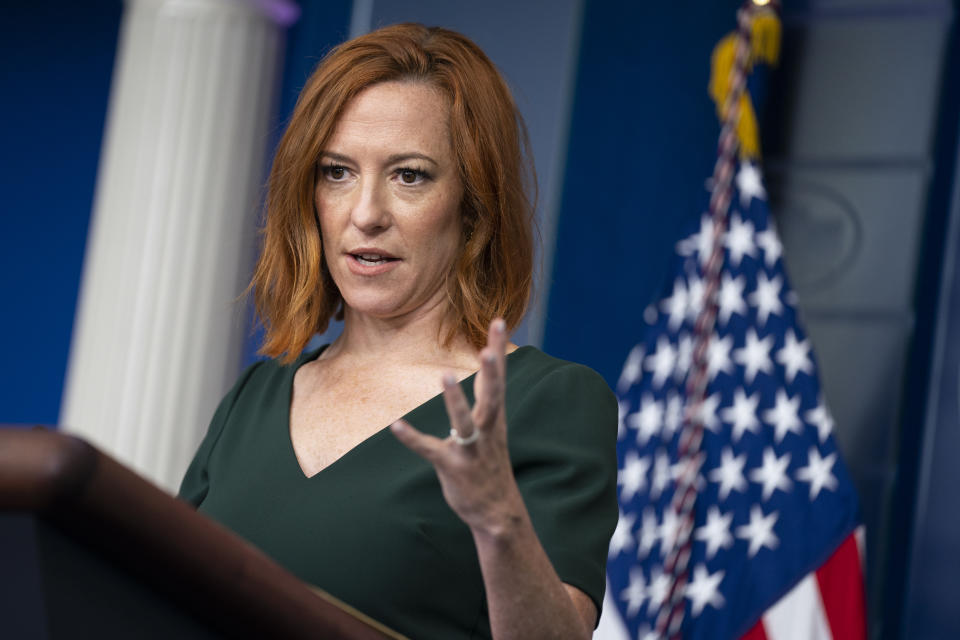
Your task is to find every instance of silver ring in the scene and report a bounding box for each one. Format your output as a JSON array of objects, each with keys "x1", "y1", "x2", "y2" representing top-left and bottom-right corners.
[{"x1": 449, "y1": 428, "x2": 479, "y2": 446}]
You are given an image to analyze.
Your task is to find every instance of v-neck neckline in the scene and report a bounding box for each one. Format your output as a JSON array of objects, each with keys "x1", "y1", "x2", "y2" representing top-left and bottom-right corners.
[{"x1": 283, "y1": 345, "x2": 532, "y2": 481}]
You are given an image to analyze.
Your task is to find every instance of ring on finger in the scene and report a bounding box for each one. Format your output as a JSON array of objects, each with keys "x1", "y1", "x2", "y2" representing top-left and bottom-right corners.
[{"x1": 449, "y1": 427, "x2": 479, "y2": 446}]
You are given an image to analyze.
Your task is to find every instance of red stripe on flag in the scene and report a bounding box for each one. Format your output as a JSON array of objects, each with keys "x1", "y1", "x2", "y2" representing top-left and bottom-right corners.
[
  {"x1": 815, "y1": 532, "x2": 867, "y2": 640},
  {"x1": 741, "y1": 619, "x2": 768, "y2": 640}
]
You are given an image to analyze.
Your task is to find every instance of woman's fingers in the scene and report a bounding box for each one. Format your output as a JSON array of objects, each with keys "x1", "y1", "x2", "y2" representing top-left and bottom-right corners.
[
  {"x1": 473, "y1": 349, "x2": 500, "y2": 428},
  {"x1": 474, "y1": 319, "x2": 507, "y2": 428},
  {"x1": 390, "y1": 419, "x2": 444, "y2": 463},
  {"x1": 490, "y1": 318, "x2": 507, "y2": 377},
  {"x1": 441, "y1": 372, "x2": 477, "y2": 442}
]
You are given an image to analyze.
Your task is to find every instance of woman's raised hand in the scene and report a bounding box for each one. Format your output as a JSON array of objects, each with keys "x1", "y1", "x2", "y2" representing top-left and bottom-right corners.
[
  {"x1": 390, "y1": 318, "x2": 524, "y2": 535},
  {"x1": 393, "y1": 318, "x2": 597, "y2": 637}
]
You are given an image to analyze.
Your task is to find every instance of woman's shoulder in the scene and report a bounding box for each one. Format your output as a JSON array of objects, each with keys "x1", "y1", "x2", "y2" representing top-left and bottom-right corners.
[
  {"x1": 505, "y1": 346, "x2": 616, "y2": 417},
  {"x1": 234, "y1": 346, "x2": 326, "y2": 388},
  {"x1": 214, "y1": 347, "x2": 326, "y2": 417},
  {"x1": 507, "y1": 346, "x2": 612, "y2": 393}
]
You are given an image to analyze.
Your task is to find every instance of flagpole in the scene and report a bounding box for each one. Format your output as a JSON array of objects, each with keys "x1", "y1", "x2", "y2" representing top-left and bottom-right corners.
[{"x1": 655, "y1": 1, "x2": 780, "y2": 636}]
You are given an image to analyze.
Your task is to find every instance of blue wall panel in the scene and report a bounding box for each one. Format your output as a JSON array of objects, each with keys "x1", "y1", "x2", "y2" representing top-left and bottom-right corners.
[
  {"x1": 0, "y1": 1, "x2": 122, "y2": 425},
  {"x1": 543, "y1": 0, "x2": 741, "y2": 385}
]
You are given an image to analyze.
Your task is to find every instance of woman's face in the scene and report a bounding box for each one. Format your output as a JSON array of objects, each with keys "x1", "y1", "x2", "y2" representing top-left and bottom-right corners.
[{"x1": 315, "y1": 81, "x2": 464, "y2": 324}]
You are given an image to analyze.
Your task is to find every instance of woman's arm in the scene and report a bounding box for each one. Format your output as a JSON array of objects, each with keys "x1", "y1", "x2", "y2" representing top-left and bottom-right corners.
[
  {"x1": 391, "y1": 319, "x2": 597, "y2": 639},
  {"x1": 469, "y1": 495, "x2": 596, "y2": 638}
]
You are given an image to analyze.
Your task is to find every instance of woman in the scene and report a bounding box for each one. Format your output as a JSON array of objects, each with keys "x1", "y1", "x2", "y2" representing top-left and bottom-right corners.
[{"x1": 180, "y1": 23, "x2": 617, "y2": 640}]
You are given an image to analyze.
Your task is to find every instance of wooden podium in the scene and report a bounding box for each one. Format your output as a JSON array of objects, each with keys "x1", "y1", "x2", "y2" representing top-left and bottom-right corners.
[{"x1": 0, "y1": 427, "x2": 405, "y2": 639}]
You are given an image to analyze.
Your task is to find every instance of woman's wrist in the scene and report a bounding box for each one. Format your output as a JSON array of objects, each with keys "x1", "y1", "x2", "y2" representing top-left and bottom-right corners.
[{"x1": 468, "y1": 488, "x2": 532, "y2": 545}]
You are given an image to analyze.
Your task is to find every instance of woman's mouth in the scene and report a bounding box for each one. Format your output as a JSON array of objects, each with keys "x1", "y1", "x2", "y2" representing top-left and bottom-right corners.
[
  {"x1": 346, "y1": 251, "x2": 401, "y2": 276},
  {"x1": 352, "y1": 253, "x2": 397, "y2": 266}
]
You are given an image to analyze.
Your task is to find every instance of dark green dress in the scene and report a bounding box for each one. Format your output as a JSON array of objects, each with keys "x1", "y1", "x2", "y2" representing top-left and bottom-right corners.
[{"x1": 179, "y1": 346, "x2": 618, "y2": 639}]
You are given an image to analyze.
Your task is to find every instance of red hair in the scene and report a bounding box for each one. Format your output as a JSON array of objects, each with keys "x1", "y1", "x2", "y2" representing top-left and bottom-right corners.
[{"x1": 251, "y1": 23, "x2": 535, "y2": 363}]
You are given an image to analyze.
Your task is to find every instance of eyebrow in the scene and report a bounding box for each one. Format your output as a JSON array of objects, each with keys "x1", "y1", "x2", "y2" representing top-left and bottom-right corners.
[{"x1": 318, "y1": 151, "x2": 439, "y2": 166}]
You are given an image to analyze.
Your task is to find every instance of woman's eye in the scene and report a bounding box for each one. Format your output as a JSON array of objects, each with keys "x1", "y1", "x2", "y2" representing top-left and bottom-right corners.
[
  {"x1": 323, "y1": 165, "x2": 348, "y2": 181},
  {"x1": 398, "y1": 168, "x2": 426, "y2": 185}
]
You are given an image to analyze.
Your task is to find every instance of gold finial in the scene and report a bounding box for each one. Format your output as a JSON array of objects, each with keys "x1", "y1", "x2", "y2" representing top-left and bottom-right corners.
[{"x1": 707, "y1": 5, "x2": 781, "y2": 159}]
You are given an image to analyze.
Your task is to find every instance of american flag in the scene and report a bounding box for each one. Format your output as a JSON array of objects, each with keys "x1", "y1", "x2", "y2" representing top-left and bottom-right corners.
[{"x1": 603, "y1": 161, "x2": 867, "y2": 639}]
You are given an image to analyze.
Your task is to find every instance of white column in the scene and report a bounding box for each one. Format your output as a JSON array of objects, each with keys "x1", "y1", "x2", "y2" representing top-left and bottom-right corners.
[{"x1": 61, "y1": 0, "x2": 297, "y2": 493}]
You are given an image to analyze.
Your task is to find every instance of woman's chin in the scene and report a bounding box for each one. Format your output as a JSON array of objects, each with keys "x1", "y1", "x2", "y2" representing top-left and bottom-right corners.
[
  {"x1": 341, "y1": 291, "x2": 444, "y2": 323},
  {"x1": 342, "y1": 296, "x2": 414, "y2": 321}
]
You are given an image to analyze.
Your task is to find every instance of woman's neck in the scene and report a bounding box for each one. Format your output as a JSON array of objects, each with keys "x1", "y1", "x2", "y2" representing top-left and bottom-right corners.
[{"x1": 322, "y1": 298, "x2": 478, "y2": 370}]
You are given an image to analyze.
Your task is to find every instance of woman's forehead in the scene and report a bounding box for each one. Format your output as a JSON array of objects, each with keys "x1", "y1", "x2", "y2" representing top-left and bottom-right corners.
[{"x1": 324, "y1": 81, "x2": 453, "y2": 158}]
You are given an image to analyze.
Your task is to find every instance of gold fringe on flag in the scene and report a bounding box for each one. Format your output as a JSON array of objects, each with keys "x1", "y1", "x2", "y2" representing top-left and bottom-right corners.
[{"x1": 708, "y1": 8, "x2": 781, "y2": 159}]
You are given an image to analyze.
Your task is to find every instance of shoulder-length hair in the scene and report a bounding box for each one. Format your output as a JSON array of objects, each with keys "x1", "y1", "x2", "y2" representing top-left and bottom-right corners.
[{"x1": 251, "y1": 23, "x2": 535, "y2": 363}]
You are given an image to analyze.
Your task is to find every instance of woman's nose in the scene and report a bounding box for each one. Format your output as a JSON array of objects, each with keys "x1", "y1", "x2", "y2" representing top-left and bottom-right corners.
[{"x1": 350, "y1": 178, "x2": 391, "y2": 233}]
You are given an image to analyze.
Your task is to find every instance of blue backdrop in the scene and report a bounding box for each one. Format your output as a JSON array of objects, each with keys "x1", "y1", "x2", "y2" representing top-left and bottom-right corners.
[
  {"x1": 543, "y1": 0, "x2": 742, "y2": 387},
  {"x1": 0, "y1": 0, "x2": 122, "y2": 425}
]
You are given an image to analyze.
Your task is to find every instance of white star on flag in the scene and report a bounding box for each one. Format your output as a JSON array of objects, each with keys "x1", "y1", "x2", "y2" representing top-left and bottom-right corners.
[
  {"x1": 733, "y1": 328, "x2": 774, "y2": 385},
  {"x1": 646, "y1": 567, "x2": 671, "y2": 613},
  {"x1": 796, "y1": 447, "x2": 838, "y2": 499},
  {"x1": 617, "y1": 345, "x2": 644, "y2": 393},
  {"x1": 748, "y1": 271, "x2": 784, "y2": 326},
  {"x1": 695, "y1": 506, "x2": 734, "y2": 559},
  {"x1": 663, "y1": 393, "x2": 683, "y2": 438},
  {"x1": 736, "y1": 505, "x2": 780, "y2": 557},
  {"x1": 805, "y1": 401, "x2": 835, "y2": 443},
  {"x1": 686, "y1": 275, "x2": 705, "y2": 324},
  {"x1": 724, "y1": 213, "x2": 758, "y2": 267},
  {"x1": 763, "y1": 388, "x2": 804, "y2": 443},
  {"x1": 609, "y1": 510, "x2": 636, "y2": 557},
  {"x1": 718, "y1": 273, "x2": 748, "y2": 324},
  {"x1": 776, "y1": 329, "x2": 814, "y2": 384},
  {"x1": 750, "y1": 448, "x2": 793, "y2": 501},
  {"x1": 736, "y1": 162, "x2": 767, "y2": 206},
  {"x1": 660, "y1": 278, "x2": 688, "y2": 331},
  {"x1": 618, "y1": 451, "x2": 651, "y2": 501},
  {"x1": 685, "y1": 564, "x2": 726, "y2": 616},
  {"x1": 722, "y1": 388, "x2": 762, "y2": 442},
  {"x1": 696, "y1": 392, "x2": 723, "y2": 433},
  {"x1": 709, "y1": 447, "x2": 748, "y2": 500},
  {"x1": 620, "y1": 568, "x2": 648, "y2": 616},
  {"x1": 756, "y1": 224, "x2": 782, "y2": 267},
  {"x1": 629, "y1": 394, "x2": 664, "y2": 446},
  {"x1": 707, "y1": 334, "x2": 735, "y2": 381},
  {"x1": 650, "y1": 451, "x2": 672, "y2": 499},
  {"x1": 644, "y1": 336, "x2": 677, "y2": 389},
  {"x1": 694, "y1": 214, "x2": 715, "y2": 267}
]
